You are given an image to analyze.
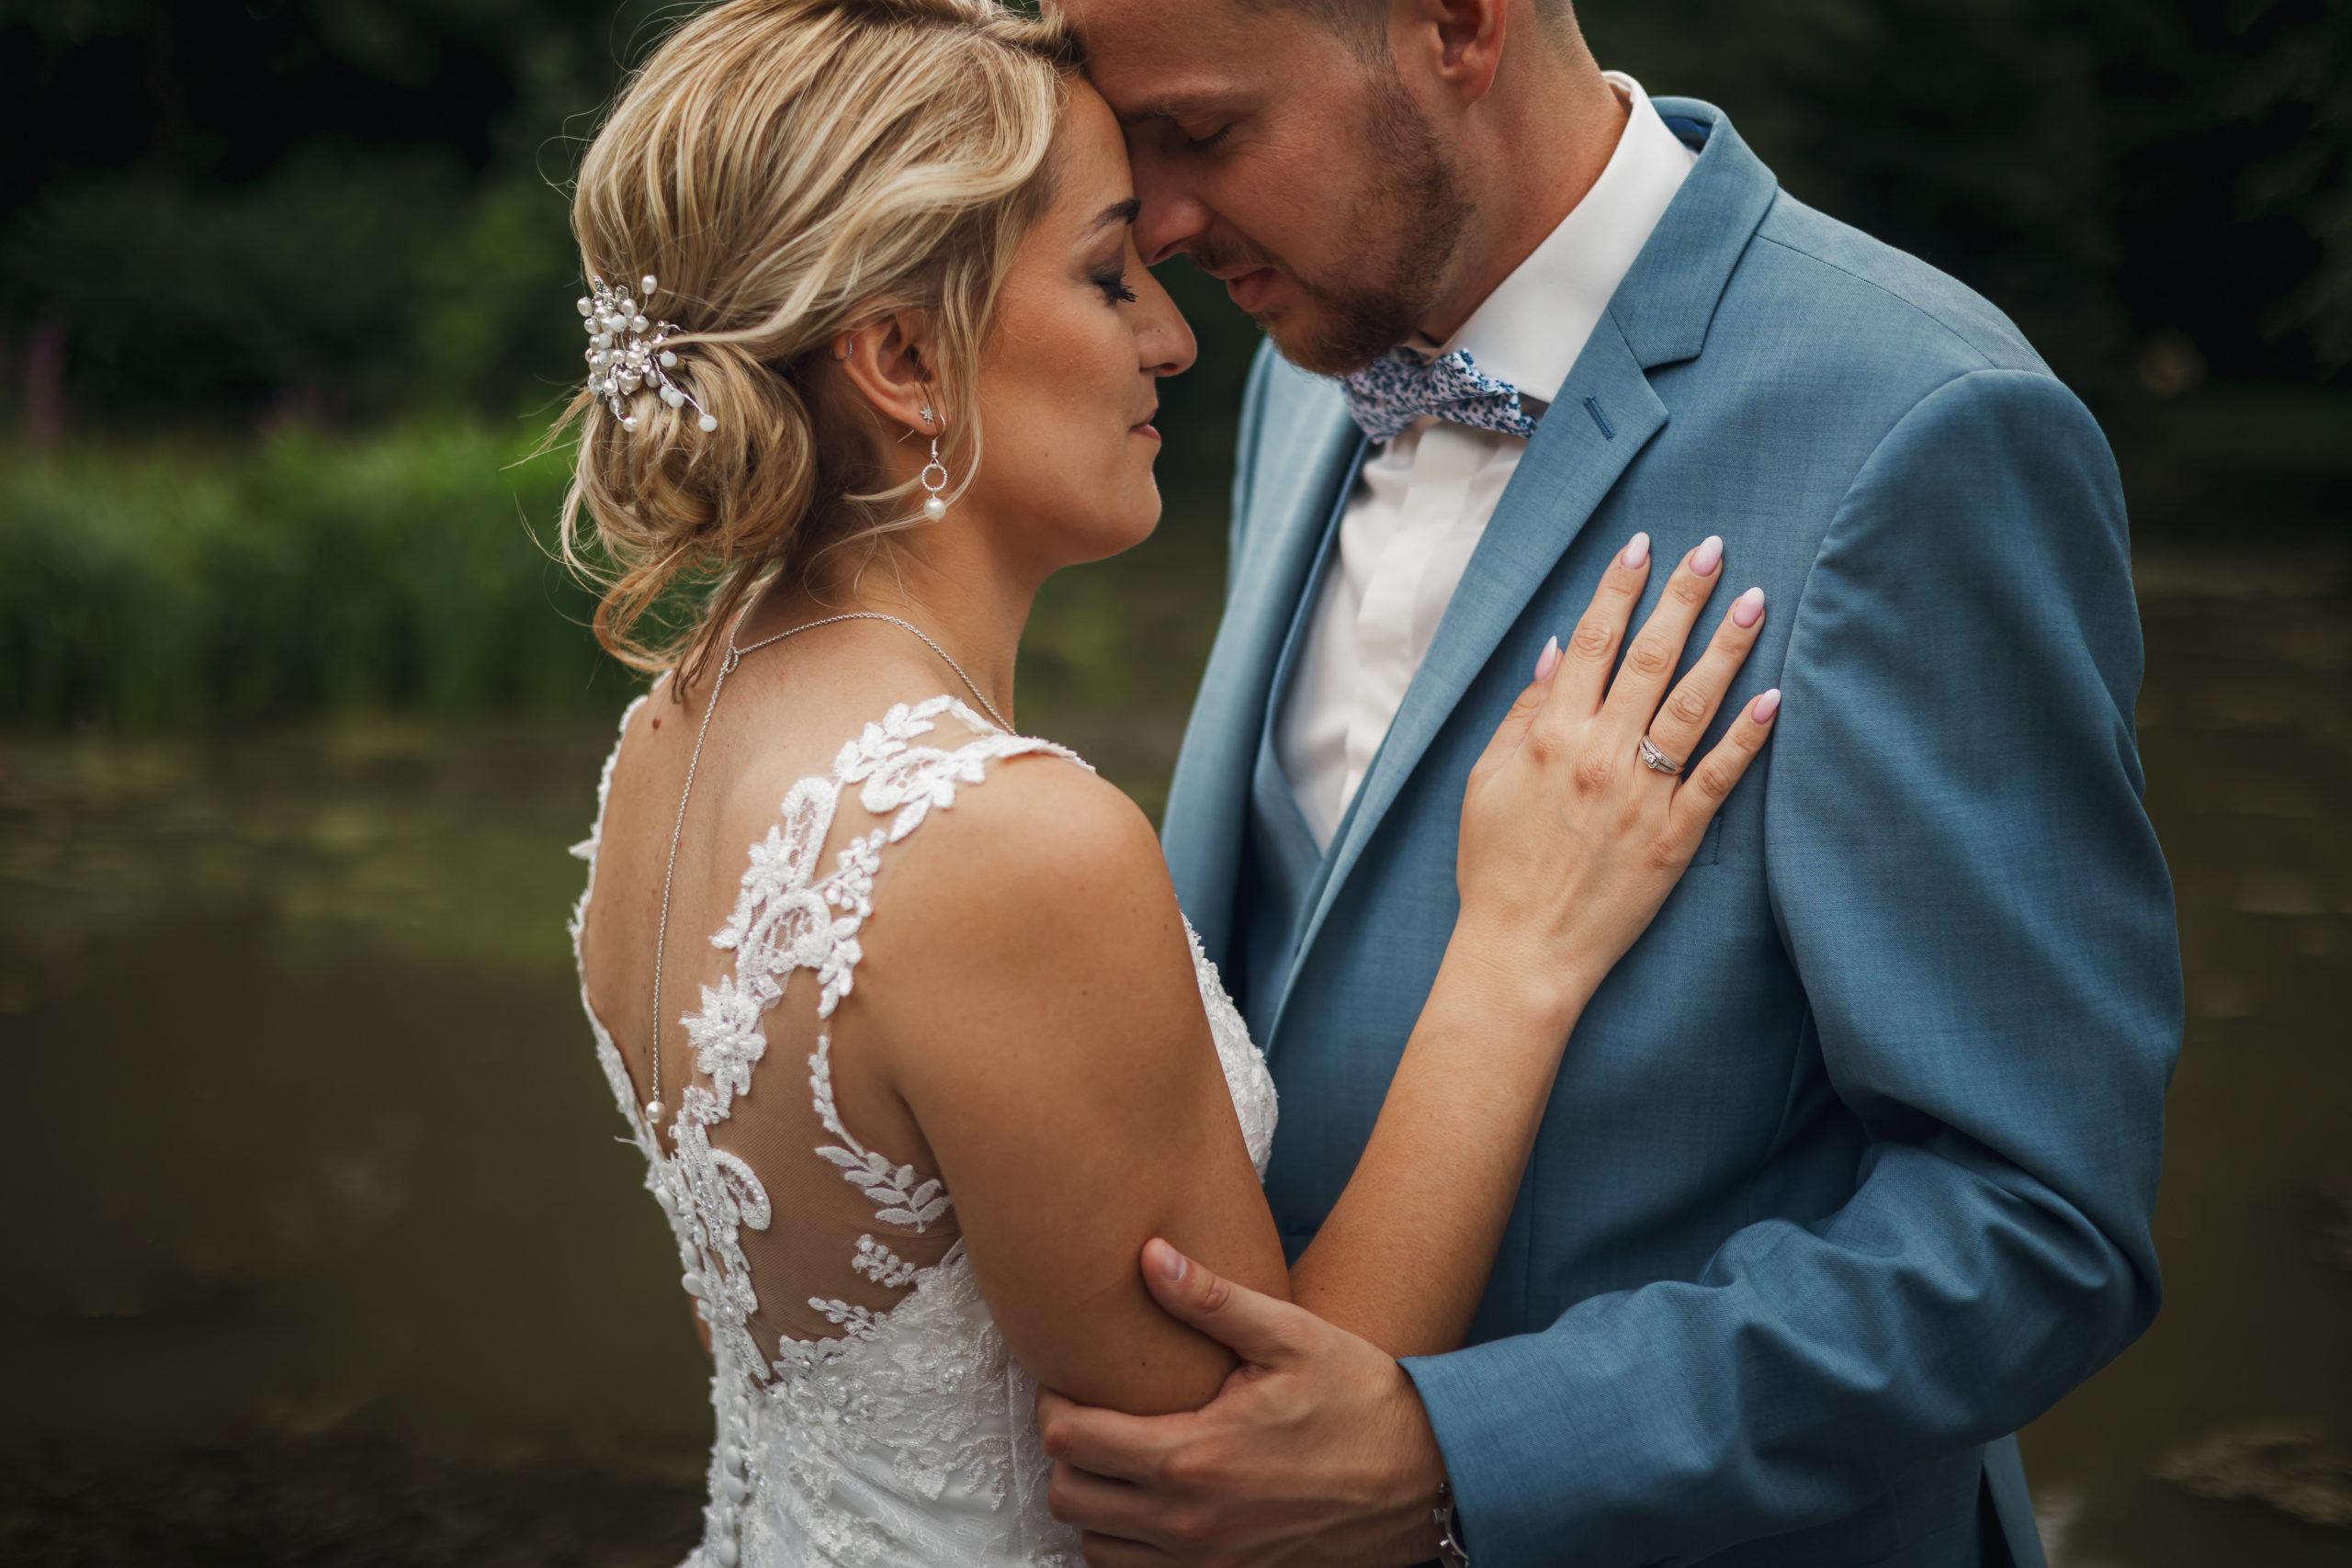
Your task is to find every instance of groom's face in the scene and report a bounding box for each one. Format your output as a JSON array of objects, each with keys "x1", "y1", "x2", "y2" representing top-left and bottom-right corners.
[{"x1": 1064, "y1": 0, "x2": 1471, "y2": 375}]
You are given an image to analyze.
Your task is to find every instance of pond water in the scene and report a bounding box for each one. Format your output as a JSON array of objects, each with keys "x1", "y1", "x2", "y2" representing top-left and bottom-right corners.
[{"x1": 1, "y1": 535, "x2": 2346, "y2": 1565}]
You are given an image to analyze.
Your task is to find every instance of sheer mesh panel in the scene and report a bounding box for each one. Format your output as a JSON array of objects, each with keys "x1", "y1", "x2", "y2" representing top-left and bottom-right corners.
[{"x1": 578, "y1": 694, "x2": 1080, "y2": 1368}]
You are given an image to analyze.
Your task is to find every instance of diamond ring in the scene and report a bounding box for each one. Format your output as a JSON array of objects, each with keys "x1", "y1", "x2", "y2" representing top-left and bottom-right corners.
[{"x1": 1638, "y1": 736, "x2": 1685, "y2": 775}]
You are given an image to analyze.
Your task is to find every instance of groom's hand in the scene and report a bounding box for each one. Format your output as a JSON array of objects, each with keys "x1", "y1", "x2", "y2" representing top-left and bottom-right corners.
[{"x1": 1036, "y1": 1239, "x2": 1448, "y2": 1568}]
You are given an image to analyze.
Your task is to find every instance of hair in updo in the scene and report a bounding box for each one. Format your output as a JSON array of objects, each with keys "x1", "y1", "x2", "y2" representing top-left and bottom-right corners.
[{"x1": 556, "y1": 0, "x2": 1081, "y2": 678}]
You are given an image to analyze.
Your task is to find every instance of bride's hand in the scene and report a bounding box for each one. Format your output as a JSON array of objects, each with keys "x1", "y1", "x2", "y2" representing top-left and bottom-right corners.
[{"x1": 1455, "y1": 532, "x2": 1779, "y2": 1026}]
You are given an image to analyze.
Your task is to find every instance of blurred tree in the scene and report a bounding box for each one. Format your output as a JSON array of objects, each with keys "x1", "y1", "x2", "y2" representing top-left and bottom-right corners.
[
  {"x1": 1585, "y1": 0, "x2": 2352, "y2": 395},
  {"x1": 1, "y1": 0, "x2": 2346, "y2": 433},
  {"x1": 2229, "y1": 0, "x2": 2352, "y2": 366},
  {"x1": 0, "y1": 0, "x2": 653, "y2": 426}
]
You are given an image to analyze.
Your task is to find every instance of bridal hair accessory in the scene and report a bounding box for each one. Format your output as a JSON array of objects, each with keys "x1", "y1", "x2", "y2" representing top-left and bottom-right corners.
[{"x1": 577, "y1": 274, "x2": 718, "y2": 434}]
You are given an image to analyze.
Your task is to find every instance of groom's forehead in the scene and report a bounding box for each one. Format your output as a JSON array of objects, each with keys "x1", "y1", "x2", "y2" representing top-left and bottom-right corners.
[
  {"x1": 1060, "y1": 0, "x2": 1286, "y2": 64},
  {"x1": 1059, "y1": 0, "x2": 1317, "y2": 109}
]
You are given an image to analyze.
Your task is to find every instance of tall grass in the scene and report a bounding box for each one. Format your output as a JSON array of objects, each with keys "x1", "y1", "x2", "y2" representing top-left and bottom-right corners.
[{"x1": 0, "y1": 426, "x2": 628, "y2": 728}]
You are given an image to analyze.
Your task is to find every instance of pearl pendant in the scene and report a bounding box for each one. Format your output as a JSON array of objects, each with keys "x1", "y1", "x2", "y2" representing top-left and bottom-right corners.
[
  {"x1": 645, "y1": 1099, "x2": 665, "y2": 1124},
  {"x1": 922, "y1": 495, "x2": 947, "y2": 521}
]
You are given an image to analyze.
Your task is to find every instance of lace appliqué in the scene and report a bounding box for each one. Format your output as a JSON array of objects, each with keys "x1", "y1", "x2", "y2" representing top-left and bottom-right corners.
[
  {"x1": 668, "y1": 698, "x2": 1079, "y2": 1381},
  {"x1": 852, "y1": 1235, "x2": 921, "y2": 1289}
]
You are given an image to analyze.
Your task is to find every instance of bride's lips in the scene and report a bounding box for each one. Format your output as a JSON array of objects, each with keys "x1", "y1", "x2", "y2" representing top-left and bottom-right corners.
[{"x1": 1224, "y1": 267, "x2": 1280, "y2": 312}]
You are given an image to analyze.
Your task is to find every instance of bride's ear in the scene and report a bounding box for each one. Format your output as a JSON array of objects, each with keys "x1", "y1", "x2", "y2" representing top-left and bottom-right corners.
[{"x1": 835, "y1": 310, "x2": 944, "y2": 436}]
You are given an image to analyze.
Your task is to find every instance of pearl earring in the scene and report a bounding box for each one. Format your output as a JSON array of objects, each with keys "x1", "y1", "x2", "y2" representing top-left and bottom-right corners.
[{"x1": 920, "y1": 430, "x2": 950, "y2": 522}]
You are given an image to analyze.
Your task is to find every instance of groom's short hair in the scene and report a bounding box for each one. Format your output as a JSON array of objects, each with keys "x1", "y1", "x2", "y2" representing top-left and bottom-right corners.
[{"x1": 1238, "y1": 0, "x2": 1579, "y2": 58}]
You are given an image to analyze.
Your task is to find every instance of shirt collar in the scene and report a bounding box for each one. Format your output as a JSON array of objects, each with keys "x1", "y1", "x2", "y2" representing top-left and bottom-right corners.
[{"x1": 1424, "y1": 73, "x2": 1698, "y2": 407}]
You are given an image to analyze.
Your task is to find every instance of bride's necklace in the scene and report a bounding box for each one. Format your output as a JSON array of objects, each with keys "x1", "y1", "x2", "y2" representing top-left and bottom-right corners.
[{"x1": 643, "y1": 609, "x2": 1011, "y2": 1128}]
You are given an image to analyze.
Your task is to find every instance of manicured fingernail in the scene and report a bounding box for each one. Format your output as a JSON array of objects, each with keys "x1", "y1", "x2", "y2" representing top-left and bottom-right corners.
[
  {"x1": 1691, "y1": 536, "x2": 1724, "y2": 577},
  {"x1": 1732, "y1": 587, "x2": 1764, "y2": 627},
  {"x1": 1752, "y1": 688, "x2": 1781, "y2": 724},
  {"x1": 1534, "y1": 636, "x2": 1560, "y2": 681},
  {"x1": 1621, "y1": 533, "x2": 1650, "y2": 570}
]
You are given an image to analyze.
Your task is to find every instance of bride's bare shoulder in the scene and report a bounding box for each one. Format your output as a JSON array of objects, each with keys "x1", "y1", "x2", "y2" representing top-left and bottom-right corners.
[
  {"x1": 852, "y1": 738, "x2": 1203, "y2": 1058},
  {"x1": 890, "y1": 739, "x2": 1180, "y2": 948}
]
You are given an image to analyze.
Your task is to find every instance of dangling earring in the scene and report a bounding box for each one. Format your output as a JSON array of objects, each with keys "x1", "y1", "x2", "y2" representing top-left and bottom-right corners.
[{"x1": 919, "y1": 412, "x2": 950, "y2": 521}]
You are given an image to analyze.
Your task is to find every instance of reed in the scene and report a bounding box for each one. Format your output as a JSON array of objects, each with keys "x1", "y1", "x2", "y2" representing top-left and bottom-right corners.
[{"x1": 0, "y1": 425, "x2": 631, "y2": 728}]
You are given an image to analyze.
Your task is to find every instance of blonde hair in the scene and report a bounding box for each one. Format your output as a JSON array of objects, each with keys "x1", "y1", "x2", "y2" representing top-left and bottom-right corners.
[{"x1": 556, "y1": 0, "x2": 1081, "y2": 678}]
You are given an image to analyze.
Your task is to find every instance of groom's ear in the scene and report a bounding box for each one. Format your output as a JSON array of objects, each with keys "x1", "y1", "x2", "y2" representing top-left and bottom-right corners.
[
  {"x1": 1396, "y1": 0, "x2": 1507, "y2": 98},
  {"x1": 835, "y1": 308, "x2": 942, "y2": 434}
]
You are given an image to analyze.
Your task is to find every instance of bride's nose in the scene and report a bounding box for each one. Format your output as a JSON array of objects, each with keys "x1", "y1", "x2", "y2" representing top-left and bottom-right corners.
[{"x1": 1134, "y1": 268, "x2": 1198, "y2": 379}]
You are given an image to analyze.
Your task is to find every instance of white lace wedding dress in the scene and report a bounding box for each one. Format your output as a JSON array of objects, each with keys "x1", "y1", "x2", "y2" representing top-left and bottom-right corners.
[{"x1": 572, "y1": 694, "x2": 1278, "y2": 1567}]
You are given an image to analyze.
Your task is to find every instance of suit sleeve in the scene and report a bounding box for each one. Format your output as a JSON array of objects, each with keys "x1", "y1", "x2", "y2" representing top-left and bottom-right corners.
[{"x1": 1401, "y1": 369, "x2": 2181, "y2": 1566}]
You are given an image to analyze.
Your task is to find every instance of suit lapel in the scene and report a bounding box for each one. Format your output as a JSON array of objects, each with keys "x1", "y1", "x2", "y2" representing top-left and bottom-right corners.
[
  {"x1": 1267, "y1": 321, "x2": 1669, "y2": 1040},
  {"x1": 1177, "y1": 96, "x2": 1778, "y2": 996},
  {"x1": 1161, "y1": 378, "x2": 1365, "y2": 966},
  {"x1": 1254, "y1": 99, "x2": 1781, "y2": 1038}
]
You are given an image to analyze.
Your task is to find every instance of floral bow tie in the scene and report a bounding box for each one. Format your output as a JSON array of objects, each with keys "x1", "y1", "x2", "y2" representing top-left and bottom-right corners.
[{"x1": 1338, "y1": 346, "x2": 1542, "y2": 444}]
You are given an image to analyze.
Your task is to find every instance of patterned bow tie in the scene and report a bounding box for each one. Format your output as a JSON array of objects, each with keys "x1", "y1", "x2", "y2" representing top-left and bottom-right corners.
[{"x1": 1338, "y1": 346, "x2": 1542, "y2": 444}]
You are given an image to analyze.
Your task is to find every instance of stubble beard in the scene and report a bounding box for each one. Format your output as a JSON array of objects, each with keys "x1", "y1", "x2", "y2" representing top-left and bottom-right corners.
[{"x1": 1201, "y1": 69, "x2": 1474, "y2": 378}]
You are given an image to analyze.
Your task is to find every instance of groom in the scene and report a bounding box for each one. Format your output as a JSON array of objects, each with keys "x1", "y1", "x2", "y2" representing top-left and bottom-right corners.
[{"x1": 1041, "y1": 1, "x2": 2180, "y2": 1565}]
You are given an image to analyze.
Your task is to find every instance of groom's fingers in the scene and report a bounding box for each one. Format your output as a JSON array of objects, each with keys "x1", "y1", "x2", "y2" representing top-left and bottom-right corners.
[
  {"x1": 1046, "y1": 1464, "x2": 1177, "y2": 1549},
  {"x1": 1137, "y1": 1238, "x2": 1310, "y2": 1368},
  {"x1": 1035, "y1": 1393, "x2": 1177, "y2": 1485},
  {"x1": 1075, "y1": 1533, "x2": 1180, "y2": 1568}
]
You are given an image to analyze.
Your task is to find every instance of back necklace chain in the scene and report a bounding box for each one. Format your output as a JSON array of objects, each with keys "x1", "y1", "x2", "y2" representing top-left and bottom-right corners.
[{"x1": 642, "y1": 610, "x2": 1010, "y2": 1127}]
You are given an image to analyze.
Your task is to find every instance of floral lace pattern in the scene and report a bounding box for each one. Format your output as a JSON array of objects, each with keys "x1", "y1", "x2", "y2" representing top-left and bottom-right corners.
[{"x1": 574, "y1": 695, "x2": 1279, "y2": 1567}]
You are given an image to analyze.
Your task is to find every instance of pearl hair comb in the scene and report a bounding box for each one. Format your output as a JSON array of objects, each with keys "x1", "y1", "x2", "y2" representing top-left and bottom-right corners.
[{"x1": 578, "y1": 274, "x2": 717, "y2": 434}]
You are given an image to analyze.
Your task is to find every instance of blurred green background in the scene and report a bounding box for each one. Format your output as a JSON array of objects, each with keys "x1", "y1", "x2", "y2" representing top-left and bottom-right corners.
[{"x1": 1, "y1": 3, "x2": 2347, "y2": 1565}]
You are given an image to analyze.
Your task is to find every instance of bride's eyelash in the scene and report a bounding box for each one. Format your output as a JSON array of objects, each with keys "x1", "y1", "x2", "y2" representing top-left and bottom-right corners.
[{"x1": 1092, "y1": 268, "x2": 1138, "y2": 306}]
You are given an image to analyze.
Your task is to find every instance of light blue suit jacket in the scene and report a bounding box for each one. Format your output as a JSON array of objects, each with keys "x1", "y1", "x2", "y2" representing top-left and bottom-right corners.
[{"x1": 1159, "y1": 101, "x2": 2180, "y2": 1568}]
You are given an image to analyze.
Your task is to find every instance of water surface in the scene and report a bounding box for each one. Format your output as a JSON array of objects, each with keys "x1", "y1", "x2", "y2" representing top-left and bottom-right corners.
[{"x1": 2, "y1": 542, "x2": 2344, "y2": 1564}]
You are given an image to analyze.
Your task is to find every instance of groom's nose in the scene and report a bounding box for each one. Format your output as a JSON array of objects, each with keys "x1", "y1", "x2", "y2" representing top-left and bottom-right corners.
[{"x1": 1127, "y1": 152, "x2": 1210, "y2": 266}]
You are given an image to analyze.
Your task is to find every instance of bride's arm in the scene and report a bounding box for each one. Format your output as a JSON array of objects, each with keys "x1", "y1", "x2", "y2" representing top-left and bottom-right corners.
[
  {"x1": 856, "y1": 766, "x2": 1295, "y2": 1416},
  {"x1": 1289, "y1": 539, "x2": 1774, "y2": 1359},
  {"x1": 865, "y1": 540, "x2": 1770, "y2": 1413}
]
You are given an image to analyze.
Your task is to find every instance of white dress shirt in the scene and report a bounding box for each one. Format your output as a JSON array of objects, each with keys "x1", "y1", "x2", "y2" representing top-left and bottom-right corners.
[{"x1": 1276, "y1": 73, "x2": 1698, "y2": 849}]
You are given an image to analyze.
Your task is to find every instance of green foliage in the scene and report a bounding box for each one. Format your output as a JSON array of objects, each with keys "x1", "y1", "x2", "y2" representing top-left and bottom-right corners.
[
  {"x1": 1, "y1": 0, "x2": 650, "y2": 424},
  {"x1": 6, "y1": 151, "x2": 576, "y2": 421},
  {"x1": 0, "y1": 425, "x2": 628, "y2": 727},
  {"x1": 1585, "y1": 0, "x2": 2352, "y2": 389},
  {"x1": 5, "y1": 0, "x2": 2347, "y2": 424}
]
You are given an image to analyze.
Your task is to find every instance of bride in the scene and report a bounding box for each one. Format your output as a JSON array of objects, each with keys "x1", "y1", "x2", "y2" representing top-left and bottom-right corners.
[{"x1": 564, "y1": 1, "x2": 1778, "y2": 1563}]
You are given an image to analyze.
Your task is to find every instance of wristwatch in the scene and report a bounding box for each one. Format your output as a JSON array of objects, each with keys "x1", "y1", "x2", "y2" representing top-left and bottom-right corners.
[{"x1": 1432, "y1": 1479, "x2": 1471, "y2": 1567}]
